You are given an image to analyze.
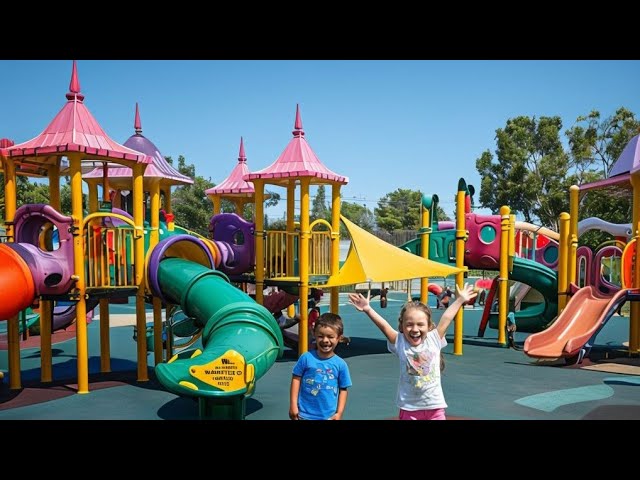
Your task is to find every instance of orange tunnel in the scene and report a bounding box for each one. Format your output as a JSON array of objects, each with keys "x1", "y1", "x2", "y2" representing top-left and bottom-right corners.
[{"x1": 0, "y1": 244, "x2": 35, "y2": 320}]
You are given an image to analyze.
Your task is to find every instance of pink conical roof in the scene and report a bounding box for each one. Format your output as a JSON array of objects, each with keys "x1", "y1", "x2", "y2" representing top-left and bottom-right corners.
[
  {"x1": 245, "y1": 105, "x2": 348, "y2": 185},
  {"x1": 206, "y1": 137, "x2": 256, "y2": 195},
  {"x1": 83, "y1": 103, "x2": 193, "y2": 186},
  {"x1": 7, "y1": 61, "x2": 150, "y2": 165}
]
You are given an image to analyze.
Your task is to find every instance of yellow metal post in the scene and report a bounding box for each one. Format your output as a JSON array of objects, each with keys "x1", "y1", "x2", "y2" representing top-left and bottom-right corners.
[
  {"x1": 3, "y1": 156, "x2": 21, "y2": 390},
  {"x1": 132, "y1": 163, "x2": 148, "y2": 381},
  {"x1": 286, "y1": 182, "x2": 296, "y2": 317},
  {"x1": 330, "y1": 184, "x2": 341, "y2": 314},
  {"x1": 69, "y1": 154, "x2": 90, "y2": 393},
  {"x1": 557, "y1": 213, "x2": 570, "y2": 312},
  {"x1": 419, "y1": 195, "x2": 432, "y2": 304},
  {"x1": 498, "y1": 205, "x2": 511, "y2": 347},
  {"x1": 254, "y1": 180, "x2": 265, "y2": 305},
  {"x1": 568, "y1": 185, "x2": 579, "y2": 287},
  {"x1": 298, "y1": 178, "x2": 311, "y2": 357},
  {"x1": 453, "y1": 184, "x2": 466, "y2": 355},
  {"x1": 149, "y1": 180, "x2": 164, "y2": 365}
]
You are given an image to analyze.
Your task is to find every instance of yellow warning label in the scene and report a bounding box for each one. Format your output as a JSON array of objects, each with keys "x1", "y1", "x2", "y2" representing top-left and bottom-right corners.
[{"x1": 190, "y1": 350, "x2": 248, "y2": 392}]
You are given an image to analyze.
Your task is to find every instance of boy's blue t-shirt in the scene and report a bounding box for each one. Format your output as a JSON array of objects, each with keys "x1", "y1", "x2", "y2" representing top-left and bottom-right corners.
[{"x1": 292, "y1": 350, "x2": 352, "y2": 420}]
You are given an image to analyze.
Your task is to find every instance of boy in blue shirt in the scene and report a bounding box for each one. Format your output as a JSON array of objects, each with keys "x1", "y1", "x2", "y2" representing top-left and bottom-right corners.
[{"x1": 289, "y1": 313, "x2": 352, "y2": 420}]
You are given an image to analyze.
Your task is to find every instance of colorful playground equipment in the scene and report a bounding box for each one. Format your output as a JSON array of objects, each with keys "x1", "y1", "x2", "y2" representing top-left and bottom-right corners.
[
  {"x1": 523, "y1": 135, "x2": 640, "y2": 363},
  {"x1": 1, "y1": 62, "x2": 464, "y2": 418}
]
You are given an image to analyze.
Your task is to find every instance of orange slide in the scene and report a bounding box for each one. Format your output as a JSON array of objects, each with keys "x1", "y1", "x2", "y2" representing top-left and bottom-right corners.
[
  {"x1": 524, "y1": 286, "x2": 630, "y2": 361},
  {"x1": 0, "y1": 244, "x2": 35, "y2": 320}
]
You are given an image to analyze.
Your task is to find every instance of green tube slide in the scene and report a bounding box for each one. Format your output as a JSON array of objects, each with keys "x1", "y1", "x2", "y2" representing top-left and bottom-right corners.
[
  {"x1": 154, "y1": 258, "x2": 283, "y2": 417},
  {"x1": 488, "y1": 256, "x2": 558, "y2": 333}
]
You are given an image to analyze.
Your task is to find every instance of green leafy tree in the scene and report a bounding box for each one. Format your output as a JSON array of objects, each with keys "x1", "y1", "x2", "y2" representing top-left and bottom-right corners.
[
  {"x1": 341, "y1": 201, "x2": 375, "y2": 233},
  {"x1": 166, "y1": 155, "x2": 214, "y2": 236},
  {"x1": 565, "y1": 108, "x2": 640, "y2": 249},
  {"x1": 476, "y1": 116, "x2": 570, "y2": 230},
  {"x1": 375, "y1": 189, "x2": 422, "y2": 233},
  {"x1": 311, "y1": 185, "x2": 330, "y2": 223}
]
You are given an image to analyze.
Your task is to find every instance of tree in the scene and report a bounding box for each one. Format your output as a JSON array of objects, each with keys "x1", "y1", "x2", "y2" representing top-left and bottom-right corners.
[
  {"x1": 341, "y1": 201, "x2": 375, "y2": 232},
  {"x1": 311, "y1": 185, "x2": 329, "y2": 222},
  {"x1": 476, "y1": 116, "x2": 570, "y2": 230},
  {"x1": 375, "y1": 189, "x2": 422, "y2": 233},
  {"x1": 565, "y1": 108, "x2": 640, "y2": 249},
  {"x1": 167, "y1": 155, "x2": 214, "y2": 236}
]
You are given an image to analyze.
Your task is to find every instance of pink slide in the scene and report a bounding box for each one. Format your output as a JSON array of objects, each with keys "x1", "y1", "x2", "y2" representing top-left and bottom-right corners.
[{"x1": 524, "y1": 286, "x2": 631, "y2": 360}]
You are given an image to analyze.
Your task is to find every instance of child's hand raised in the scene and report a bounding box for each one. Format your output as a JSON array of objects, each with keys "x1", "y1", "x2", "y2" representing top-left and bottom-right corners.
[
  {"x1": 348, "y1": 292, "x2": 370, "y2": 312},
  {"x1": 455, "y1": 283, "x2": 478, "y2": 304}
]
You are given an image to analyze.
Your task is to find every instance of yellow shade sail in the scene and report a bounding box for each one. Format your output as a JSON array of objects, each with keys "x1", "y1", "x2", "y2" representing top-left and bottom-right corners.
[{"x1": 323, "y1": 216, "x2": 463, "y2": 287}]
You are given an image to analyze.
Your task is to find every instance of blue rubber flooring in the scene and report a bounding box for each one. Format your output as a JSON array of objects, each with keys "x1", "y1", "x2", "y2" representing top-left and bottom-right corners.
[{"x1": 1, "y1": 291, "x2": 639, "y2": 420}]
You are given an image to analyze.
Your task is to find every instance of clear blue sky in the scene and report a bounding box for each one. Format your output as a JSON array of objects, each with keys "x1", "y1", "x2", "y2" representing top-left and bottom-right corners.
[{"x1": 1, "y1": 60, "x2": 639, "y2": 220}]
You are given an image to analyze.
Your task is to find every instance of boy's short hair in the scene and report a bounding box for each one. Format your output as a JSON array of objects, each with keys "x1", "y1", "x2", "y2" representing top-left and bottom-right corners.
[{"x1": 313, "y1": 312, "x2": 344, "y2": 336}]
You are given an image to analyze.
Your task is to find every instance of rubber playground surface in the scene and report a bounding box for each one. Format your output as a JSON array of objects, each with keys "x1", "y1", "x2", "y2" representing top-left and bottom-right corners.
[{"x1": 1, "y1": 290, "x2": 640, "y2": 421}]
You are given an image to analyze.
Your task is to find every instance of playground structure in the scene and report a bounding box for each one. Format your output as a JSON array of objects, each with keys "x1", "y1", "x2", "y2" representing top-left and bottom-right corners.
[
  {"x1": 399, "y1": 155, "x2": 640, "y2": 363},
  {"x1": 0, "y1": 61, "x2": 464, "y2": 419},
  {"x1": 3, "y1": 61, "x2": 639, "y2": 420}
]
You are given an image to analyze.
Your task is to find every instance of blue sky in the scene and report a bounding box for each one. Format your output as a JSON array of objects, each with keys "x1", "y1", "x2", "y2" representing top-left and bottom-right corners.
[{"x1": 1, "y1": 60, "x2": 639, "y2": 220}]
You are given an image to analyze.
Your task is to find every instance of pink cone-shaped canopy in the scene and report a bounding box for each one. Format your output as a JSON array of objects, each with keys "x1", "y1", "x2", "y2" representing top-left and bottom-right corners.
[
  {"x1": 206, "y1": 137, "x2": 256, "y2": 195},
  {"x1": 83, "y1": 103, "x2": 193, "y2": 186},
  {"x1": 245, "y1": 105, "x2": 348, "y2": 186},
  {"x1": 7, "y1": 61, "x2": 150, "y2": 165}
]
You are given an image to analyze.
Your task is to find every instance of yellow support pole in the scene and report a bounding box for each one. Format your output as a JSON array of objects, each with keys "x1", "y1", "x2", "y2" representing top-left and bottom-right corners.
[
  {"x1": 132, "y1": 163, "x2": 148, "y2": 382},
  {"x1": 286, "y1": 182, "x2": 296, "y2": 318},
  {"x1": 453, "y1": 184, "x2": 466, "y2": 355},
  {"x1": 498, "y1": 205, "x2": 511, "y2": 347},
  {"x1": 48, "y1": 164, "x2": 60, "y2": 211},
  {"x1": 557, "y1": 213, "x2": 570, "y2": 312},
  {"x1": 330, "y1": 184, "x2": 341, "y2": 314},
  {"x1": 254, "y1": 180, "x2": 265, "y2": 305},
  {"x1": 88, "y1": 183, "x2": 98, "y2": 213},
  {"x1": 208, "y1": 195, "x2": 220, "y2": 216},
  {"x1": 629, "y1": 173, "x2": 640, "y2": 353},
  {"x1": 3, "y1": 156, "x2": 20, "y2": 390},
  {"x1": 568, "y1": 185, "x2": 579, "y2": 287},
  {"x1": 149, "y1": 180, "x2": 164, "y2": 365},
  {"x1": 69, "y1": 154, "x2": 89, "y2": 393},
  {"x1": 298, "y1": 178, "x2": 310, "y2": 357},
  {"x1": 419, "y1": 195, "x2": 432, "y2": 304}
]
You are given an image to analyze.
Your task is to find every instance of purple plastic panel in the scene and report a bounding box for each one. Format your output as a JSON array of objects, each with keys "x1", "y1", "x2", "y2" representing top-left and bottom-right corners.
[
  {"x1": 147, "y1": 235, "x2": 215, "y2": 302},
  {"x1": 209, "y1": 213, "x2": 255, "y2": 275},
  {"x1": 437, "y1": 221, "x2": 455, "y2": 231},
  {"x1": 576, "y1": 246, "x2": 593, "y2": 287},
  {"x1": 592, "y1": 246, "x2": 623, "y2": 296},
  {"x1": 12, "y1": 204, "x2": 75, "y2": 296},
  {"x1": 102, "y1": 207, "x2": 133, "y2": 228}
]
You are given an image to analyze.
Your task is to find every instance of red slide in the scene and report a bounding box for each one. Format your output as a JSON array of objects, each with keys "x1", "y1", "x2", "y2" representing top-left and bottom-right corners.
[
  {"x1": 0, "y1": 244, "x2": 35, "y2": 320},
  {"x1": 524, "y1": 286, "x2": 631, "y2": 360}
]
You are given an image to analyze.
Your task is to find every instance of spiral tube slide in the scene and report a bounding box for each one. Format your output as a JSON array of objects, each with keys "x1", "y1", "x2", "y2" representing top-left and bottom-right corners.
[{"x1": 151, "y1": 252, "x2": 283, "y2": 399}]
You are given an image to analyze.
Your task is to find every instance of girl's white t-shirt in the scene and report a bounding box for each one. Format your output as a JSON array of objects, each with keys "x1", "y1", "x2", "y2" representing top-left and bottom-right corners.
[{"x1": 387, "y1": 329, "x2": 447, "y2": 411}]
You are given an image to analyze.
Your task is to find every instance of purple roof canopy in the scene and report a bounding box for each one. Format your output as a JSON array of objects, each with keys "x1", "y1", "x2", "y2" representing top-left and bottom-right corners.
[{"x1": 83, "y1": 103, "x2": 193, "y2": 187}]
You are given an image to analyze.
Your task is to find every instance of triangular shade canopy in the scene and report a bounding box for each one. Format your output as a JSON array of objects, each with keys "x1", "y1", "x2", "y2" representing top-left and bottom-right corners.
[{"x1": 324, "y1": 216, "x2": 463, "y2": 287}]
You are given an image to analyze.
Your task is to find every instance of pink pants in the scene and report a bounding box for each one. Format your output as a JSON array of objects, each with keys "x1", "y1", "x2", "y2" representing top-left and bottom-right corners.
[{"x1": 399, "y1": 408, "x2": 446, "y2": 420}]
